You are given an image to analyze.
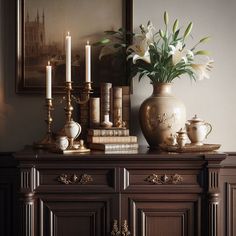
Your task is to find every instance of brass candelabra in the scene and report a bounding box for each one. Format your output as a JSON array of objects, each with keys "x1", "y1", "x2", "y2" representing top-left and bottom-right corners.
[
  {"x1": 62, "y1": 81, "x2": 93, "y2": 153},
  {"x1": 34, "y1": 98, "x2": 54, "y2": 149}
]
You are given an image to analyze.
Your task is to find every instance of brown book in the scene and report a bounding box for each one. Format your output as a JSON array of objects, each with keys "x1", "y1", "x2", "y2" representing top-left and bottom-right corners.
[
  {"x1": 113, "y1": 87, "x2": 123, "y2": 127},
  {"x1": 100, "y1": 82, "x2": 112, "y2": 123},
  {"x1": 89, "y1": 97, "x2": 100, "y2": 128},
  {"x1": 88, "y1": 128, "x2": 129, "y2": 136},
  {"x1": 122, "y1": 86, "x2": 130, "y2": 128},
  {"x1": 88, "y1": 136, "x2": 137, "y2": 144},
  {"x1": 89, "y1": 142, "x2": 139, "y2": 151}
]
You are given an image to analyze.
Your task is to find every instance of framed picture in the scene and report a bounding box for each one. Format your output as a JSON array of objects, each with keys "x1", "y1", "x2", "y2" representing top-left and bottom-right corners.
[{"x1": 16, "y1": 0, "x2": 133, "y2": 94}]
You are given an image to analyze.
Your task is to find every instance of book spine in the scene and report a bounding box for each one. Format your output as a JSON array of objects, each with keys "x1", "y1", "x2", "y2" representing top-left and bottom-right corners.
[
  {"x1": 89, "y1": 97, "x2": 100, "y2": 128},
  {"x1": 100, "y1": 82, "x2": 112, "y2": 123},
  {"x1": 88, "y1": 136, "x2": 137, "y2": 143},
  {"x1": 113, "y1": 87, "x2": 123, "y2": 127},
  {"x1": 90, "y1": 143, "x2": 139, "y2": 151},
  {"x1": 122, "y1": 86, "x2": 130, "y2": 128},
  {"x1": 104, "y1": 143, "x2": 139, "y2": 151},
  {"x1": 88, "y1": 129, "x2": 130, "y2": 136}
]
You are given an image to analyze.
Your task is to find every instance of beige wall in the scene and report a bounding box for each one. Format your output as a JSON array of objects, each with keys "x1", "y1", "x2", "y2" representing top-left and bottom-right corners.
[
  {"x1": 131, "y1": 0, "x2": 236, "y2": 151},
  {"x1": 0, "y1": 0, "x2": 235, "y2": 151}
]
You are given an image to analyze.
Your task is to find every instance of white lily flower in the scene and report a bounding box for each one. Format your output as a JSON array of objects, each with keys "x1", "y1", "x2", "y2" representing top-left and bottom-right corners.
[
  {"x1": 169, "y1": 41, "x2": 194, "y2": 65},
  {"x1": 132, "y1": 50, "x2": 151, "y2": 64},
  {"x1": 191, "y1": 57, "x2": 214, "y2": 80},
  {"x1": 127, "y1": 22, "x2": 155, "y2": 58}
]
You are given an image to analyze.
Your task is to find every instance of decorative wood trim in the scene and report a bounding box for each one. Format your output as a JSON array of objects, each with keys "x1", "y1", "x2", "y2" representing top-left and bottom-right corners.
[
  {"x1": 145, "y1": 173, "x2": 183, "y2": 185},
  {"x1": 20, "y1": 167, "x2": 39, "y2": 191},
  {"x1": 226, "y1": 183, "x2": 236, "y2": 236},
  {"x1": 20, "y1": 195, "x2": 35, "y2": 236},
  {"x1": 207, "y1": 169, "x2": 221, "y2": 236},
  {"x1": 123, "y1": 169, "x2": 129, "y2": 190}
]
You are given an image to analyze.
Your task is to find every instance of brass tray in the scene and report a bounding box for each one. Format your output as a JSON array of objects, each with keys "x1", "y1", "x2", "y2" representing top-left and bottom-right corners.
[{"x1": 159, "y1": 143, "x2": 221, "y2": 153}]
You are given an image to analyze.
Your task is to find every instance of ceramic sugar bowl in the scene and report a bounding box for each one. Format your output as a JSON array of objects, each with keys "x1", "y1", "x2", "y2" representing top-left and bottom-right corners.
[
  {"x1": 185, "y1": 115, "x2": 212, "y2": 146},
  {"x1": 56, "y1": 136, "x2": 69, "y2": 151}
]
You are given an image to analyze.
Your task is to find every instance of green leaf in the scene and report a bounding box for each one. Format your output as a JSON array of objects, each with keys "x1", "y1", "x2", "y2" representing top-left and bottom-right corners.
[
  {"x1": 92, "y1": 38, "x2": 110, "y2": 46},
  {"x1": 195, "y1": 50, "x2": 210, "y2": 55},
  {"x1": 172, "y1": 29, "x2": 180, "y2": 41},
  {"x1": 104, "y1": 30, "x2": 117, "y2": 35},
  {"x1": 199, "y1": 36, "x2": 211, "y2": 43}
]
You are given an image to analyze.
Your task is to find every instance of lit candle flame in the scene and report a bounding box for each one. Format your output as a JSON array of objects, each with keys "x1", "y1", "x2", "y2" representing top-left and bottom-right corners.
[
  {"x1": 48, "y1": 61, "x2": 50, "y2": 66},
  {"x1": 87, "y1": 40, "x2": 90, "y2": 45},
  {"x1": 67, "y1": 32, "x2": 70, "y2": 36}
]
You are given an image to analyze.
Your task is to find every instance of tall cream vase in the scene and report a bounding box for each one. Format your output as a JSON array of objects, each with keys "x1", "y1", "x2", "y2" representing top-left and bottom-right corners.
[{"x1": 139, "y1": 83, "x2": 186, "y2": 149}]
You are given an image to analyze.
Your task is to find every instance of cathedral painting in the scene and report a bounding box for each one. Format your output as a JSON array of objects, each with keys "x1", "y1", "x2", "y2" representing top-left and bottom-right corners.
[{"x1": 17, "y1": 0, "x2": 131, "y2": 93}]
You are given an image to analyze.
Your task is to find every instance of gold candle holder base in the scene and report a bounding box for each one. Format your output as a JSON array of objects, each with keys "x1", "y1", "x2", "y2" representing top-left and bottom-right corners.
[
  {"x1": 34, "y1": 135, "x2": 54, "y2": 149},
  {"x1": 34, "y1": 98, "x2": 54, "y2": 149},
  {"x1": 61, "y1": 140, "x2": 90, "y2": 154}
]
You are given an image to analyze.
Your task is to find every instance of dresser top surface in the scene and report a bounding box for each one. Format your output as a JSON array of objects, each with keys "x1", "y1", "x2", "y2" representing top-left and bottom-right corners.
[{"x1": 13, "y1": 146, "x2": 227, "y2": 163}]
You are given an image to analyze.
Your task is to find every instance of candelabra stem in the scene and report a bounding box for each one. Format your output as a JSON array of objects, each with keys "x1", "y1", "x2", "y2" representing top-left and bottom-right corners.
[
  {"x1": 64, "y1": 82, "x2": 74, "y2": 122},
  {"x1": 62, "y1": 81, "x2": 91, "y2": 154}
]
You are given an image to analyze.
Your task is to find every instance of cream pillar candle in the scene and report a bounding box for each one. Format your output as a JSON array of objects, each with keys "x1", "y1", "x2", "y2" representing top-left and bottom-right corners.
[
  {"x1": 85, "y1": 41, "x2": 91, "y2": 82},
  {"x1": 46, "y1": 61, "x2": 52, "y2": 99},
  {"x1": 66, "y1": 32, "x2": 71, "y2": 82}
]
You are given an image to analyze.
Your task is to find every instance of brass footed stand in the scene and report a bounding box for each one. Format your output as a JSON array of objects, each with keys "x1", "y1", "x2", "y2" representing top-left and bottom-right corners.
[
  {"x1": 62, "y1": 81, "x2": 92, "y2": 154},
  {"x1": 34, "y1": 98, "x2": 54, "y2": 149}
]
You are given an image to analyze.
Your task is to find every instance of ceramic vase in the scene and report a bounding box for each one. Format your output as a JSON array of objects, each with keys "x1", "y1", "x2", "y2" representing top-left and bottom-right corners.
[{"x1": 139, "y1": 83, "x2": 186, "y2": 149}]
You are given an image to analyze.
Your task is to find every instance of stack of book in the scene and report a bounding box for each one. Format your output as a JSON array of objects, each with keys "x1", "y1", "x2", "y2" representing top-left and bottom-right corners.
[{"x1": 88, "y1": 128, "x2": 139, "y2": 153}]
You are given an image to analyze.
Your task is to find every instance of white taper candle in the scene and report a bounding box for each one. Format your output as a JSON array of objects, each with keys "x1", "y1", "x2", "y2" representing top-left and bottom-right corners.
[
  {"x1": 46, "y1": 61, "x2": 52, "y2": 99},
  {"x1": 65, "y1": 32, "x2": 71, "y2": 82},
  {"x1": 85, "y1": 41, "x2": 91, "y2": 82}
]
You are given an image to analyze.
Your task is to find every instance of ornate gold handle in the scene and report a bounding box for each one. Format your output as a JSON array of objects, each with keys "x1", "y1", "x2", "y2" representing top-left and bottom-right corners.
[
  {"x1": 111, "y1": 220, "x2": 120, "y2": 236},
  {"x1": 121, "y1": 220, "x2": 131, "y2": 236},
  {"x1": 57, "y1": 173, "x2": 93, "y2": 185},
  {"x1": 145, "y1": 174, "x2": 183, "y2": 185}
]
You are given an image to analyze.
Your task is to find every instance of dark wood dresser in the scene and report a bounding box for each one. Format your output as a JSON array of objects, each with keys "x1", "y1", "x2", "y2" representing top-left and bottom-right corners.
[{"x1": 12, "y1": 148, "x2": 228, "y2": 236}]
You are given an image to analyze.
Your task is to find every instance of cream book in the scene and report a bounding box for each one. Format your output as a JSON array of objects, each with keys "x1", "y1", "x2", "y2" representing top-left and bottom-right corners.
[
  {"x1": 89, "y1": 143, "x2": 139, "y2": 151},
  {"x1": 88, "y1": 128, "x2": 130, "y2": 137},
  {"x1": 88, "y1": 136, "x2": 137, "y2": 144}
]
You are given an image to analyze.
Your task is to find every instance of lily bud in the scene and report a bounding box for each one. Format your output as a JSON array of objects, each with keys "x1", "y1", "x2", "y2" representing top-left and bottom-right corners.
[
  {"x1": 172, "y1": 19, "x2": 179, "y2": 33},
  {"x1": 184, "y1": 22, "x2": 193, "y2": 38},
  {"x1": 159, "y1": 29, "x2": 164, "y2": 38},
  {"x1": 164, "y1": 11, "x2": 169, "y2": 25}
]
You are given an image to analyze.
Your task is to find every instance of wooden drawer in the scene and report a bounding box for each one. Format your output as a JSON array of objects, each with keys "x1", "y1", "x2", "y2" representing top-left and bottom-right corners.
[
  {"x1": 34, "y1": 168, "x2": 116, "y2": 193},
  {"x1": 122, "y1": 168, "x2": 202, "y2": 193}
]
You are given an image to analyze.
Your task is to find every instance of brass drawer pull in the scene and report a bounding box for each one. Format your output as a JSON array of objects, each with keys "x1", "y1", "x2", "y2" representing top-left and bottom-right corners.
[
  {"x1": 57, "y1": 173, "x2": 93, "y2": 185},
  {"x1": 121, "y1": 220, "x2": 130, "y2": 236},
  {"x1": 111, "y1": 219, "x2": 120, "y2": 236},
  {"x1": 145, "y1": 173, "x2": 183, "y2": 185}
]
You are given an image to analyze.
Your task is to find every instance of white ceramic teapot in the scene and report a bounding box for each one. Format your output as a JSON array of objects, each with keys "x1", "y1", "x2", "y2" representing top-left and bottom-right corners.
[{"x1": 185, "y1": 115, "x2": 212, "y2": 146}]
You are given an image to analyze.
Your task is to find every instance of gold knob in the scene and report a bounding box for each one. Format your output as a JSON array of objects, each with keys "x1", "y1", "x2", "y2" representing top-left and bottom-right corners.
[
  {"x1": 111, "y1": 220, "x2": 120, "y2": 236},
  {"x1": 145, "y1": 173, "x2": 183, "y2": 184},
  {"x1": 121, "y1": 220, "x2": 130, "y2": 236},
  {"x1": 57, "y1": 173, "x2": 93, "y2": 185}
]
